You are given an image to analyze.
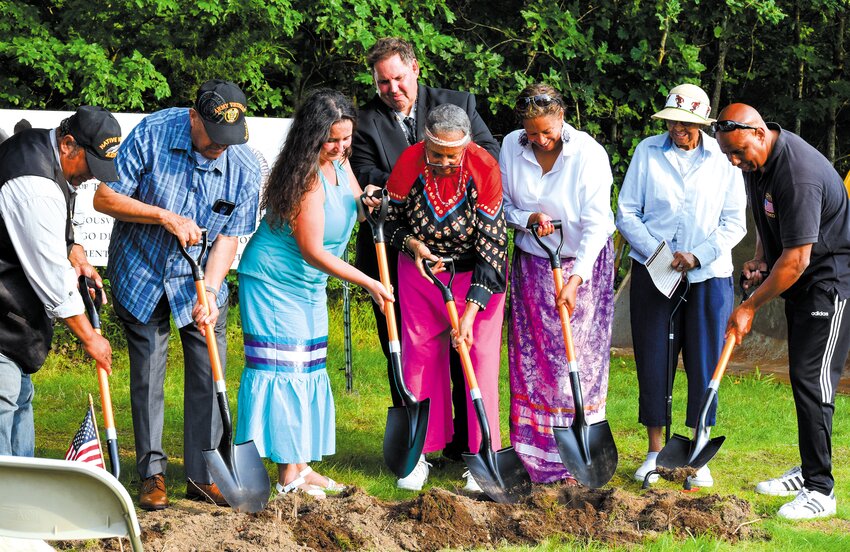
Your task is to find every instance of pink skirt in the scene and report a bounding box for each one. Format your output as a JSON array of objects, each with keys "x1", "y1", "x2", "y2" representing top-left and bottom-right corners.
[{"x1": 398, "y1": 254, "x2": 506, "y2": 454}]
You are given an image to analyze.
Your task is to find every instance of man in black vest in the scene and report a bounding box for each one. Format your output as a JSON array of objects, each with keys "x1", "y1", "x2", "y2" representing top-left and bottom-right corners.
[
  {"x1": 0, "y1": 106, "x2": 118, "y2": 457},
  {"x1": 351, "y1": 37, "x2": 500, "y2": 488}
]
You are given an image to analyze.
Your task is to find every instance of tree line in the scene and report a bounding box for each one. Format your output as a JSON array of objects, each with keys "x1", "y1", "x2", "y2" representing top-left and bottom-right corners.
[{"x1": 3, "y1": 0, "x2": 850, "y2": 183}]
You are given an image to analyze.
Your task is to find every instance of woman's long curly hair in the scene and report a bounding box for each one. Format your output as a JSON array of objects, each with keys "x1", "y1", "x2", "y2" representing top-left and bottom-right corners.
[{"x1": 263, "y1": 89, "x2": 357, "y2": 227}]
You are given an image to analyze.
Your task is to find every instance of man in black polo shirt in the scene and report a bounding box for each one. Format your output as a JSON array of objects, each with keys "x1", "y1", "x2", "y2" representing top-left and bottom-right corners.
[{"x1": 716, "y1": 103, "x2": 850, "y2": 520}]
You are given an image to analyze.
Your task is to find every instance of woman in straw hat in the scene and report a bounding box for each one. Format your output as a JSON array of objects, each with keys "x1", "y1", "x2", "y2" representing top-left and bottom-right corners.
[{"x1": 616, "y1": 83, "x2": 747, "y2": 487}]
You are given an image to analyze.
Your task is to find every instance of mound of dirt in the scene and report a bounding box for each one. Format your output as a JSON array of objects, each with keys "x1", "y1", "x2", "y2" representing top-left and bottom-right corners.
[{"x1": 57, "y1": 484, "x2": 765, "y2": 551}]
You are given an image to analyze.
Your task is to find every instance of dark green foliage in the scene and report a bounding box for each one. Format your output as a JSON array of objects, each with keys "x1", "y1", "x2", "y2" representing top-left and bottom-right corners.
[{"x1": 3, "y1": 1, "x2": 850, "y2": 175}]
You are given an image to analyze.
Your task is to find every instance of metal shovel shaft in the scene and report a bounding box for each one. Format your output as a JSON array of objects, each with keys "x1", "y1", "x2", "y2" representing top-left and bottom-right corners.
[{"x1": 688, "y1": 335, "x2": 736, "y2": 463}]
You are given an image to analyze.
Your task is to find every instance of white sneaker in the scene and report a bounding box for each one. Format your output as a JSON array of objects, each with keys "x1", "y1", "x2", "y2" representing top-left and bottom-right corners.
[
  {"x1": 634, "y1": 456, "x2": 659, "y2": 484},
  {"x1": 756, "y1": 466, "x2": 804, "y2": 496},
  {"x1": 462, "y1": 470, "x2": 482, "y2": 492},
  {"x1": 686, "y1": 465, "x2": 713, "y2": 487},
  {"x1": 777, "y1": 488, "x2": 836, "y2": 520},
  {"x1": 397, "y1": 455, "x2": 431, "y2": 491}
]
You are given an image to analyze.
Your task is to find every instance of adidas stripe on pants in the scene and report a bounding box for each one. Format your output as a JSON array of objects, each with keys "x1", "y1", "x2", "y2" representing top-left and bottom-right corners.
[{"x1": 785, "y1": 287, "x2": 850, "y2": 496}]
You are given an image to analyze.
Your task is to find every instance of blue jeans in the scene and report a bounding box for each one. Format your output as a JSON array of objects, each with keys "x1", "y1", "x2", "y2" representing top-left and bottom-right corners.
[{"x1": 0, "y1": 352, "x2": 35, "y2": 457}]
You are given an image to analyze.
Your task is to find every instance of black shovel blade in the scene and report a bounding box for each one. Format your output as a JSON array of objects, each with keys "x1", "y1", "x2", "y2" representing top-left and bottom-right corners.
[
  {"x1": 383, "y1": 398, "x2": 431, "y2": 478},
  {"x1": 553, "y1": 421, "x2": 619, "y2": 488},
  {"x1": 106, "y1": 438, "x2": 120, "y2": 480},
  {"x1": 656, "y1": 433, "x2": 726, "y2": 470},
  {"x1": 203, "y1": 439, "x2": 270, "y2": 513},
  {"x1": 463, "y1": 446, "x2": 532, "y2": 504}
]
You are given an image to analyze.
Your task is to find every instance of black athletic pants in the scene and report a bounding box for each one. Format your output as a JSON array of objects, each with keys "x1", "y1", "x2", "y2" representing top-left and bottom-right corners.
[{"x1": 786, "y1": 287, "x2": 850, "y2": 495}]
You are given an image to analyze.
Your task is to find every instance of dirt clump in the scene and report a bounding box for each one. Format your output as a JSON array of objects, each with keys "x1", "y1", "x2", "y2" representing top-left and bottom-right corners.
[
  {"x1": 55, "y1": 483, "x2": 765, "y2": 551},
  {"x1": 656, "y1": 465, "x2": 699, "y2": 483}
]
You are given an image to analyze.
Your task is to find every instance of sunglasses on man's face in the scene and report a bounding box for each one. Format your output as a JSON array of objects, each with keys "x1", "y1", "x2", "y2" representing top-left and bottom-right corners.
[
  {"x1": 712, "y1": 120, "x2": 757, "y2": 133},
  {"x1": 516, "y1": 94, "x2": 561, "y2": 109}
]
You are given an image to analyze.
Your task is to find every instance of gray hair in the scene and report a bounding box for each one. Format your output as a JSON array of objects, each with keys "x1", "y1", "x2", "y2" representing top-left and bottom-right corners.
[{"x1": 425, "y1": 104, "x2": 471, "y2": 146}]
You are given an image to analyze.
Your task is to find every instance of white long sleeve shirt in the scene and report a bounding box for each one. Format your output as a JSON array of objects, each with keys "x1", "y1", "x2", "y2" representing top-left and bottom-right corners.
[
  {"x1": 615, "y1": 131, "x2": 747, "y2": 283},
  {"x1": 500, "y1": 124, "x2": 615, "y2": 284},
  {"x1": 0, "y1": 131, "x2": 84, "y2": 320}
]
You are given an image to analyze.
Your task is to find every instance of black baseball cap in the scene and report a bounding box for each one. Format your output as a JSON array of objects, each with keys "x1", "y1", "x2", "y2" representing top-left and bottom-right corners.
[
  {"x1": 67, "y1": 106, "x2": 122, "y2": 182},
  {"x1": 195, "y1": 80, "x2": 249, "y2": 145}
]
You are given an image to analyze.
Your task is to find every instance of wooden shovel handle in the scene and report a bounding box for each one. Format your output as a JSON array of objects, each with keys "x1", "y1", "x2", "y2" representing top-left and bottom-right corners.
[
  {"x1": 196, "y1": 280, "x2": 224, "y2": 383},
  {"x1": 445, "y1": 299, "x2": 480, "y2": 392},
  {"x1": 553, "y1": 267, "x2": 577, "y2": 363},
  {"x1": 710, "y1": 335, "x2": 737, "y2": 383},
  {"x1": 375, "y1": 242, "x2": 398, "y2": 342}
]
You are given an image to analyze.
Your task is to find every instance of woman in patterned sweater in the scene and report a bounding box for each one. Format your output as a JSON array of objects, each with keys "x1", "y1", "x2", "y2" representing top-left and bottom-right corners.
[{"x1": 384, "y1": 104, "x2": 508, "y2": 491}]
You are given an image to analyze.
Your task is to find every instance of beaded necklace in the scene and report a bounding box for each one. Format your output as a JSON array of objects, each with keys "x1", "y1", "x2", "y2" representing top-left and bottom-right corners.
[{"x1": 423, "y1": 154, "x2": 469, "y2": 210}]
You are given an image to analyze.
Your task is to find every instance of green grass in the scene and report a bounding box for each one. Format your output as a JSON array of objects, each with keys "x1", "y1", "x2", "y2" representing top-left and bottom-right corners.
[{"x1": 32, "y1": 296, "x2": 850, "y2": 550}]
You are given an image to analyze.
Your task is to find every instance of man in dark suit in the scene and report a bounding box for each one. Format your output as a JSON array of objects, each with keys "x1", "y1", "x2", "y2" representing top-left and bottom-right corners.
[{"x1": 351, "y1": 37, "x2": 500, "y2": 471}]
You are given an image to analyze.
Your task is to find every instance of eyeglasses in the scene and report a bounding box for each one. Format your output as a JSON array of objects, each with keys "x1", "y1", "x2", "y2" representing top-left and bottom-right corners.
[
  {"x1": 516, "y1": 94, "x2": 561, "y2": 110},
  {"x1": 666, "y1": 120, "x2": 701, "y2": 129},
  {"x1": 424, "y1": 149, "x2": 464, "y2": 171},
  {"x1": 712, "y1": 120, "x2": 757, "y2": 133}
]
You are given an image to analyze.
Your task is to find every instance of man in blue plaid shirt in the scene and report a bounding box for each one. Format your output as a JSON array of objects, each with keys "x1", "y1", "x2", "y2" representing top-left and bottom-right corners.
[{"x1": 94, "y1": 80, "x2": 261, "y2": 511}]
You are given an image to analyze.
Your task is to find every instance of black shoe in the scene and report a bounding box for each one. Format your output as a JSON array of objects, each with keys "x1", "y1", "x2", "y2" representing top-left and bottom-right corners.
[{"x1": 442, "y1": 445, "x2": 465, "y2": 462}]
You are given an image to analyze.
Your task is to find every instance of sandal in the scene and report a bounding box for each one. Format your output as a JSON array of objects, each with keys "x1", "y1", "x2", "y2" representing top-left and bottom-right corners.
[
  {"x1": 276, "y1": 477, "x2": 326, "y2": 500},
  {"x1": 300, "y1": 466, "x2": 346, "y2": 493}
]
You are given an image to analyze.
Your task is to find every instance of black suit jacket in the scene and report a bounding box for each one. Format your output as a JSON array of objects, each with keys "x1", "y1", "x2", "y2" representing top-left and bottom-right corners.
[{"x1": 351, "y1": 84, "x2": 500, "y2": 276}]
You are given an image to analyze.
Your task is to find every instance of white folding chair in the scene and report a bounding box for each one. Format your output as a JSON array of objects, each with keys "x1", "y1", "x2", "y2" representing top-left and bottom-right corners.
[{"x1": 0, "y1": 455, "x2": 142, "y2": 551}]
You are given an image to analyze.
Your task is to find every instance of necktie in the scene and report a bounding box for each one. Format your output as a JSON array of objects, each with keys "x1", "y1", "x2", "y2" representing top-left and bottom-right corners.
[{"x1": 403, "y1": 117, "x2": 416, "y2": 145}]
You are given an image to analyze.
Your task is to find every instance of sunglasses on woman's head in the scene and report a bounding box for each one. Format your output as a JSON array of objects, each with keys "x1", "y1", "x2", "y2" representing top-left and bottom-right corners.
[
  {"x1": 516, "y1": 94, "x2": 561, "y2": 109},
  {"x1": 712, "y1": 120, "x2": 757, "y2": 133}
]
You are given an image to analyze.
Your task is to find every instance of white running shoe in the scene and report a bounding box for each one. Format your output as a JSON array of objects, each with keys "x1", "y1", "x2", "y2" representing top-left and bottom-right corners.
[
  {"x1": 462, "y1": 470, "x2": 482, "y2": 492},
  {"x1": 777, "y1": 488, "x2": 836, "y2": 520},
  {"x1": 756, "y1": 466, "x2": 804, "y2": 496},
  {"x1": 686, "y1": 465, "x2": 714, "y2": 488},
  {"x1": 634, "y1": 455, "x2": 659, "y2": 484},
  {"x1": 397, "y1": 455, "x2": 431, "y2": 491}
]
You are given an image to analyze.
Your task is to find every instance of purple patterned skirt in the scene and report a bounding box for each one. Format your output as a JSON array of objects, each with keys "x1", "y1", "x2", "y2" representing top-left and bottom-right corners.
[{"x1": 508, "y1": 239, "x2": 615, "y2": 483}]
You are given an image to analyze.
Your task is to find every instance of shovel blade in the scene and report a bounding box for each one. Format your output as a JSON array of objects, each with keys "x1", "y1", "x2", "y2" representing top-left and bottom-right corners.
[
  {"x1": 553, "y1": 421, "x2": 618, "y2": 488},
  {"x1": 203, "y1": 440, "x2": 270, "y2": 513},
  {"x1": 463, "y1": 446, "x2": 532, "y2": 504},
  {"x1": 383, "y1": 399, "x2": 431, "y2": 478},
  {"x1": 657, "y1": 434, "x2": 726, "y2": 470}
]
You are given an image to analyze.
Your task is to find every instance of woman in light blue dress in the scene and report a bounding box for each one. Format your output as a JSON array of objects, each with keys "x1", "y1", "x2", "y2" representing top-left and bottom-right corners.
[{"x1": 235, "y1": 89, "x2": 391, "y2": 499}]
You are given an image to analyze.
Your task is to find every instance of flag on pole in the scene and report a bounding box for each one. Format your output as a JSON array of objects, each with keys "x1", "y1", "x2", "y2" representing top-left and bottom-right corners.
[{"x1": 65, "y1": 396, "x2": 105, "y2": 469}]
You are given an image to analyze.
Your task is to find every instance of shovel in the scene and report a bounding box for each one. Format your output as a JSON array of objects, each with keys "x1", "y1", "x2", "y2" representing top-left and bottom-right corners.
[
  {"x1": 177, "y1": 231, "x2": 270, "y2": 513},
  {"x1": 656, "y1": 272, "x2": 759, "y2": 472},
  {"x1": 656, "y1": 335, "x2": 736, "y2": 471},
  {"x1": 423, "y1": 259, "x2": 531, "y2": 503},
  {"x1": 360, "y1": 189, "x2": 430, "y2": 478},
  {"x1": 78, "y1": 276, "x2": 120, "y2": 480},
  {"x1": 530, "y1": 221, "x2": 618, "y2": 488}
]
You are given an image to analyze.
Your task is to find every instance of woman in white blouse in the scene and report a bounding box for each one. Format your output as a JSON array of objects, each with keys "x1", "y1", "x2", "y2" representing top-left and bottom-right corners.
[{"x1": 500, "y1": 83, "x2": 616, "y2": 484}]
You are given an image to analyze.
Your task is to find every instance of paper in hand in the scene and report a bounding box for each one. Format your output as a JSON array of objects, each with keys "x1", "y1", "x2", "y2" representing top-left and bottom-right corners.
[{"x1": 645, "y1": 240, "x2": 682, "y2": 298}]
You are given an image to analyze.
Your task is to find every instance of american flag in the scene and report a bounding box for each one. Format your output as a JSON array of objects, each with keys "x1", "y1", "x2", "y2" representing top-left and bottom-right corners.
[{"x1": 65, "y1": 405, "x2": 105, "y2": 469}]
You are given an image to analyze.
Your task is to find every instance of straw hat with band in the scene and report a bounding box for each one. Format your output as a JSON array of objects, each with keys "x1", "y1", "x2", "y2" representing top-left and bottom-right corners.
[{"x1": 651, "y1": 83, "x2": 715, "y2": 125}]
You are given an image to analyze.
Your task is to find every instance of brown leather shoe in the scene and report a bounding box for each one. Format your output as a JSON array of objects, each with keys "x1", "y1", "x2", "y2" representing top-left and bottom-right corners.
[
  {"x1": 186, "y1": 480, "x2": 229, "y2": 506},
  {"x1": 139, "y1": 474, "x2": 169, "y2": 511}
]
